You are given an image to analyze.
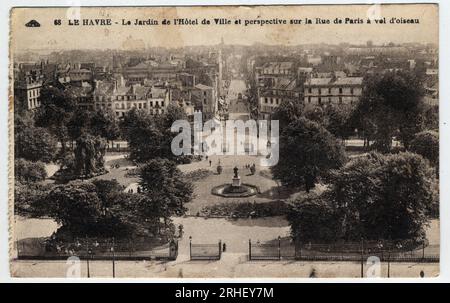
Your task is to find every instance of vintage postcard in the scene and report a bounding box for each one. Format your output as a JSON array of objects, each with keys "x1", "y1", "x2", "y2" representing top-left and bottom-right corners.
[{"x1": 9, "y1": 4, "x2": 439, "y2": 278}]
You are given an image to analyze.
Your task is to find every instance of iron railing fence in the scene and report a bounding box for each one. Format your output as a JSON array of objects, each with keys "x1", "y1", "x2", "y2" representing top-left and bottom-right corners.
[
  {"x1": 248, "y1": 239, "x2": 439, "y2": 262},
  {"x1": 16, "y1": 237, "x2": 178, "y2": 260}
]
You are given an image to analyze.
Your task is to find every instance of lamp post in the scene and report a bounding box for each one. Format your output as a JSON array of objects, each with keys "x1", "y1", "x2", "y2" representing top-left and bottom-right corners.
[
  {"x1": 360, "y1": 237, "x2": 364, "y2": 278},
  {"x1": 189, "y1": 236, "x2": 192, "y2": 260},
  {"x1": 278, "y1": 236, "x2": 281, "y2": 260},
  {"x1": 111, "y1": 237, "x2": 115, "y2": 278},
  {"x1": 87, "y1": 248, "x2": 92, "y2": 278}
]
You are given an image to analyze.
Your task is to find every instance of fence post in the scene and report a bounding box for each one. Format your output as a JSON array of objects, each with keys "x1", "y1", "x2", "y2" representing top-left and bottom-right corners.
[
  {"x1": 111, "y1": 237, "x2": 115, "y2": 278},
  {"x1": 189, "y1": 236, "x2": 192, "y2": 260},
  {"x1": 278, "y1": 236, "x2": 281, "y2": 261},
  {"x1": 387, "y1": 246, "x2": 391, "y2": 278},
  {"x1": 422, "y1": 241, "x2": 425, "y2": 260},
  {"x1": 360, "y1": 237, "x2": 364, "y2": 278},
  {"x1": 298, "y1": 241, "x2": 301, "y2": 260},
  {"x1": 249, "y1": 239, "x2": 252, "y2": 261}
]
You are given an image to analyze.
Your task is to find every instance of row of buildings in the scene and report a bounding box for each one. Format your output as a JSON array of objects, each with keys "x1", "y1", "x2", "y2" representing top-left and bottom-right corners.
[
  {"x1": 251, "y1": 43, "x2": 438, "y2": 120},
  {"x1": 13, "y1": 49, "x2": 225, "y2": 121},
  {"x1": 255, "y1": 61, "x2": 364, "y2": 120}
]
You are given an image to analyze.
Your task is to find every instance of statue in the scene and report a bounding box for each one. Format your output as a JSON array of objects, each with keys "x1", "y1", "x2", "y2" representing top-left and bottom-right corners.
[{"x1": 233, "y1": 166, "x2": 239, "y2": 178}]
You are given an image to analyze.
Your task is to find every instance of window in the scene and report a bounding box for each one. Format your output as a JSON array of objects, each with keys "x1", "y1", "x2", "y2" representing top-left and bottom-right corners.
[
  {"x1": 339, "y1": 88, "x2": 343, "y2": 94},
  {"x1": 339, "y1": 96, "x2": 342, "y2": 104},
  {"x1": 308, "y1": 88, "x2": 312, "y2": 93},
  {"x1": 328, "y1": 88, "x2": 331, "y2": 94},
  {"x1": 161, "y1": 101, "x2": 165, "y2": 107},
  {"x1": 318, "y1": 97, "x2": 322, "y2": 105},
  {"x1": 265, "y1": 97, "x2": 268, "y2": 104},
  {"x1": 350, "y1": 88, "x2": 354, "y2": 95}
]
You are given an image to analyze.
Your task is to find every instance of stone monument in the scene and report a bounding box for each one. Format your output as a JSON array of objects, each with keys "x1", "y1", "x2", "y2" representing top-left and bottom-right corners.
[{"x1": 232, "y1": 166, "x2": 241, "y2": 187}]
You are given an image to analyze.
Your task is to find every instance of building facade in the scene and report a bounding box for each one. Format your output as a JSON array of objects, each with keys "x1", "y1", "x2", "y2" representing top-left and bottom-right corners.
[{"x1": 303, "y1": 76, "x2": 363, "y2": 106}]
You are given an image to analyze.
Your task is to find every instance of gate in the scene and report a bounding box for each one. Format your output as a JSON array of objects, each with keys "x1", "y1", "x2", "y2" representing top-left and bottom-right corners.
[
  {"x1": 189, "y1": 237, "x2": 222, "y2": 260},
  {"x1": 248, "y1": 238, "x2": 296, "y2": 260}
]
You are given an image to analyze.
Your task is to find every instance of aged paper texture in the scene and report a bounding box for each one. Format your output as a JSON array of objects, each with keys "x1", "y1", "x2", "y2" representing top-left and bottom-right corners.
[{"x1": 10, "y1": 4, "x2": 439, "y2": 278}]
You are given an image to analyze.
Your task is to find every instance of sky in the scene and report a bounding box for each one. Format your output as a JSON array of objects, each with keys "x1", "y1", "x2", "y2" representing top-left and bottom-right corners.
[{"x1": 10, "y1": 4, "x2": 438, "y2": 52}]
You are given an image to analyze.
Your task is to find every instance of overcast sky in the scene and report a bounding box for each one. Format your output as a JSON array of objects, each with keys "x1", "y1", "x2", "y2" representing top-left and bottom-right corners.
[{"x1": 10, "y1": 4, "x2": 438, "y2": 52}]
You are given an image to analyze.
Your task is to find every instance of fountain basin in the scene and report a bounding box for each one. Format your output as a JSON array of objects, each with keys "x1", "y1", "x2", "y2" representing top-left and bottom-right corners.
[{"x1": 211, "y1": 183, "x2": 259, "y2": 198}]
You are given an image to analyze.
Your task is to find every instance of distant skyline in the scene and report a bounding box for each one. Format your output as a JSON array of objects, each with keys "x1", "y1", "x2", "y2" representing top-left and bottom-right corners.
[{"x1": 11, "y1": 5, "x2": 438, "y2": 53}]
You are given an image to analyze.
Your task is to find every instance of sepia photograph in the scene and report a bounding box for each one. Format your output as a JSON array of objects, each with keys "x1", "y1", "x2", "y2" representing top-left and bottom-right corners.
[{"x1": 8, "y1": 4, "x2": 439, "y2": 279}]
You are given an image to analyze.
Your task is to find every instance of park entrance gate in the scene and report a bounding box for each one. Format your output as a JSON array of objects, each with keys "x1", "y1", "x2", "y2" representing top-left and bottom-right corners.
[{"x1": 189, "y1": 238, "x2": 222, "y2": 260}]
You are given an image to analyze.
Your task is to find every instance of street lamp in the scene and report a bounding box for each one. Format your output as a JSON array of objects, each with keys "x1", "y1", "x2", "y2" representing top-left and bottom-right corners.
[
  {"x1": 278, "y1": 236, "x2": 281, "y2": 260},
  {"x1": 87, "y1": 248, "x2": 93, "y2": 278},
  {"x1": 111, "y1": 237, "x2": 115, "y2": 278},
  {"x1": 189, "y1": 236, "x2": 192, "y2": 260}
]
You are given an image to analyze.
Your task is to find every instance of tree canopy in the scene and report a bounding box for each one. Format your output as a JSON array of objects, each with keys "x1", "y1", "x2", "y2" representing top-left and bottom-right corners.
[
  {"x1": 288, "y1": 152, "x2": 437, "y2": 243},
  {"x1": 271, "y1": 117, "x2": 346, "y2": 192},
  {"x1": 121, "y1": 106, "x2": 190, "y2": 163},
  {"x1": 139, "y1": 158, "x2": 193, "y2": 215},
  {"x1": 355, "y1": 71, "x2": 425, "y2": 152},
  {"x1": 410, "y1": 130, "x2": 439, "y2": 168}
]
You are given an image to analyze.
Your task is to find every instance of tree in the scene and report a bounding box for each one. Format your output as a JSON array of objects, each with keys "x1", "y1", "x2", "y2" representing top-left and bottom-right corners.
[
  {"x1": 328, "y1": 152, "x2": 437, "y2": 241},
  {"x1": 410, "y1": 130, "x2": 439, "y2": 168},
  {"x1": 73, "y1": 133, "x2": 107, "y2": 177},
  {"x1": 139, "y1": 158, "x2": 193, "y2": 215},
  {"x1": 15, "y1": 114, "x2": 58, "y2": 163},
  {"x1": 46, "y1": 181, "x2": 102, "y2": 236},
  {"x1": 110, "y1": 192, "x2": 173, "y2": 237},
  {"x1": 422, "y1": 104, "x2": 438, "y2": 131},
  {"x1": 53, "y1": 133, "x2": 107, "y2": 181},
  {"x1": 287, "y1": 192, "x2": 340, "y2": 243},
  {"x1": 121, "y1": 107, "x2": 191, "y2": 163},
  {"x1": 67, "y1": 108, "x2": 92, "y2": 141},
  {"x1": 161, "y1": 104, "x2": 188, "y2": 129},
  {"x1": 15, "y1": 182, "x2": 52, "y2": 216},
  {"x1": 120, "y1": 108, "x2": 166, "y2": 162},
  {"x1": 35, "y1": 85, "x2": 77, "y2": 155},
  {"x1": 324, "y1": 106, "x2": 354, "y2": 141},
  {"x1": 15, "y1": 158, "x2": 47, "y2": 182},
  {"x1": 303, "y1": 105, "x2": 324, "y2": 124},
  {"x1": 271, "y1": 117, "x2": 346, "y2": 192},
  {"x1": 92, "y1": 179, "x2": 123, "y2": 213},
  {"x1": 90, "y1": 109, "x2": 120, "y2": 143},
  {"x1": 356, "y1": 72, "x2": 425, "y2": 152},
  {"x1": 271, "y1": 99, "x2": 304, "y2": 130}
]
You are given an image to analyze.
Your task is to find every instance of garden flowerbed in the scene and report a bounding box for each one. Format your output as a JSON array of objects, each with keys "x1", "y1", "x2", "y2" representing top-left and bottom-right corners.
[{"x1": 200, "y1": 200, "x2": 288, "y2": 218}]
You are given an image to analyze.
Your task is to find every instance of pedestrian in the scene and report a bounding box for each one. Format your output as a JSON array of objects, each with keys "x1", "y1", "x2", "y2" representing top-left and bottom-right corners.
[
  {"x1": 209, "y1": 160, "x2": 212, "y2": 167},
  {"x1": 222, "y1": 242, "x2": 227, "y2": 252}
]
